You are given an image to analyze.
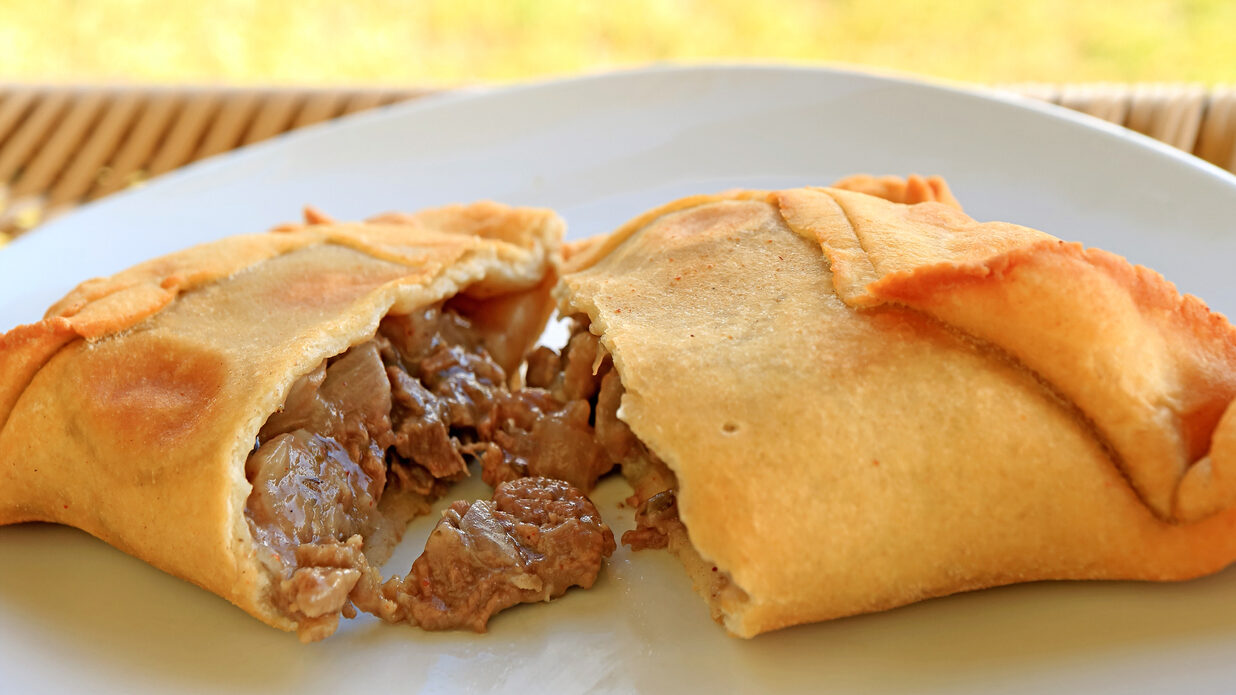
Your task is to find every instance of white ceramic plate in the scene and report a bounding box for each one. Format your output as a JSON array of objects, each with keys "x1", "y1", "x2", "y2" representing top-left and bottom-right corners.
[{"x1": 3, "y1": 66, "x2": 1236, "y2": 695}]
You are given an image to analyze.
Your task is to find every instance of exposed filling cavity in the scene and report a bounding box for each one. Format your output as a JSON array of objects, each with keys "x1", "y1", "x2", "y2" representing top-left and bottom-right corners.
[
  {"x1": 244, "y1": 305, "x2": 628, "y2": 640},
  {"x1": 246, "y1": 341, "x2": 395, "y2": 570},
  {"x1": 519, "y1": 319, "x2": 640, "y2": 472}
]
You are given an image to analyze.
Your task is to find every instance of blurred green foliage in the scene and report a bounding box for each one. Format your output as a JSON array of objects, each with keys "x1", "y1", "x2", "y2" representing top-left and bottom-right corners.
[{"x1": 1, "y1": 0, "x2": 1233, "y2": 85}]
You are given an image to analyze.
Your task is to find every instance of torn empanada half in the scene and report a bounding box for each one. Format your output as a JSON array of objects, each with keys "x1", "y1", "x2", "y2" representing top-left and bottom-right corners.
[
  {"x1": 555, "y1": 180, "x2": 1236, "y2": 637},
  {"x1": 0, "y1": 201, "x2": 592, "y2": 640}
]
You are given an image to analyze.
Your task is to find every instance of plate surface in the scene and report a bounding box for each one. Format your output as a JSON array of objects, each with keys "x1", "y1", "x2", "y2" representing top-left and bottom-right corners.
[{"x1": 3, "y1": 66, "x2": 1236, "y2": 695}]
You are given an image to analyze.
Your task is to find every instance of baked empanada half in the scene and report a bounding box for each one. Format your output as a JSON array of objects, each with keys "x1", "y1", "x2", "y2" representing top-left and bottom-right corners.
[
  {"x1": 0, "y1": 202, "x2": 613, "y2": 640},
  {"x1": 553, "y1": 181, "x2": 1236, "y2": 637}
]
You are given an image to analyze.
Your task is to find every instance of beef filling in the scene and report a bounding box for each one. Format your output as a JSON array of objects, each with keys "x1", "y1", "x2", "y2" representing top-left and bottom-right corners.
[
  {"x1": 622, "y1": 490, "x2": 681, "y2": 551},
  {"x1": 523, "y1": 320, "x2": 641, "y2": 464},
  {"x1": 243, "y1": 304, "x2": 622, "y2": 640},
  {"x1": 275, "y1": 477, "x2": 614, "y2": 638},
  {"x1": 381, "y1": 476, "x2": 615, "y2": 631}
]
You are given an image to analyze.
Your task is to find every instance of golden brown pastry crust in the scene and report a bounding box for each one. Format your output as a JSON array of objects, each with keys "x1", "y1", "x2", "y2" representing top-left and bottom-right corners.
[
  {"x1": 0, "y1": 202, "x2": 561, "y2": 632},
  {"x1": 830, "y1": 173, "x2": 962, "y2": 209},
  {"x1": 556, "y1": 183, "x2": 1236, "y2": 637}
]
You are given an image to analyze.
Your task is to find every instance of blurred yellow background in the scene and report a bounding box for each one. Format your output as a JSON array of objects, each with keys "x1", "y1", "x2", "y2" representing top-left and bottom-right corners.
[{"x1": 2, "y1": 0, "x2": 1234, "y2": 86}]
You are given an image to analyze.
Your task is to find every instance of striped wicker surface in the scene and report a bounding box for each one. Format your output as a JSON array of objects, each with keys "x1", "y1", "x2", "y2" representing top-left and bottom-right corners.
[{"x1": 0, "y1": 82, "x2": 1233, "y2": 244}]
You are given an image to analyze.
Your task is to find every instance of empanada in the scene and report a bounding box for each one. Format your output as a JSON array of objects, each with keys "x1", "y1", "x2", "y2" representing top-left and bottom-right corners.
[
  {"x1": 0, "y1": 202, "x2": 615, "y2": 640},
  {"x1": 549, "y1": 180, "x2": 1236, "y2": 637}
]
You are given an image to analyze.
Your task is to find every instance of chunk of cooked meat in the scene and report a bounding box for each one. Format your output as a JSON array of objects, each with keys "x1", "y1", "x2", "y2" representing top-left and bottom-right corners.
[
  {"x1": 284, "y1": 565, "x2": 361, "y2": 619},
  {"x1": 387, "y1": 365, "x2": 468, "y2": 480},
  {"x1": 279, "y1": 536, "x2": 389, "y2": 642},
  {"x1": 381, "y1": 477, "x2": 615, "y2": 632},
  {"x1": 272, "y1": 480, "x2": 616, "y2": 641},
  {"x1": 621, "y1": 489, "x2": 681, "y2": 551},
  {"x1": 525, "y1": 325, "x2": 603, "y2": 403},
  {"x1": 379, "y1": 305, "x2": 485, "y2": 365},
  {"x1": 479, "y1": 391, "x2": 612, "y2": 491},
  {"x1": 560, "y1": 328, "x2": 603, "y2": 402},
  {"x1": 418, "y1": 342, "x2": 507, "y2": 428}
]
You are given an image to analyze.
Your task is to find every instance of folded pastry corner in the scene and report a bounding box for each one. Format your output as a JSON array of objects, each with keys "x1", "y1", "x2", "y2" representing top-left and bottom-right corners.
[
  {"x1": 554, "y1": 178, "x2": 1236, "y2": 637},
  {"x1": 830, "y1": 172, "x2": 962, "y2": 209},
  {"x1": 0, "y1": 201, "x2": 603, "y2": 640}
]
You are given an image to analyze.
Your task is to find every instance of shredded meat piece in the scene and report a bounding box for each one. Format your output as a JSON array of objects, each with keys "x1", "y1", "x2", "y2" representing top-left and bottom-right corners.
[
  {"x1": 388, "y1": 457, "x2": 447, "y2": 497},
  {"x1": 276, "y1": 480, "x2": 615, "y2": 641},
  {"x1": 387, "y1": 366, "x2": 468, "y2": 479},
  {"x1": 277, "y1": 536, "x2": 389, "y2": 641},
  {"x1": 526, "y1": 324, "x2": 603, "y2": 404},
  {"x1": 622, "y1": 489, "x2": 681, "y2": 551},
  {"x1": 381, "y1": 477, "x2": 615, "y2": 632},
  {"x1": 284, "y1": 566, "x2": 362, "y2": 619}
]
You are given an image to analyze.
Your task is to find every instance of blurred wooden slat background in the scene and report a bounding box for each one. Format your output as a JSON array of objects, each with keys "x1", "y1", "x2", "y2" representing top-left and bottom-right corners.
[{"x1": 0, "y1": 83, "x2": 1233, "y2": 244}]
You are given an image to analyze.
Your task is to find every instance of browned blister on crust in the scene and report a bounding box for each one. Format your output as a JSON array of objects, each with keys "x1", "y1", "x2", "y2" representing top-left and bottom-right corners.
[
  {"x1": 0, "y1": 201, "x2": 562, "y2": 634},
  {"x1": 555, "y1": 176, "x2": 1236, "y2": 638}
]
